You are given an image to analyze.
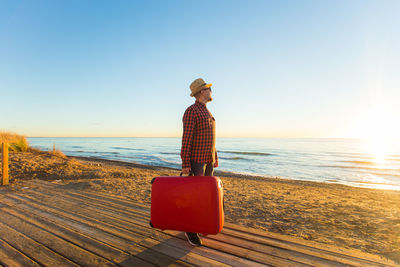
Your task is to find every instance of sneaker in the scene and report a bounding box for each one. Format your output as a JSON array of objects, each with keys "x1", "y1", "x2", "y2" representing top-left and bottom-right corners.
[{"x1": 185, "y1": 232, "x2": 202, "y2": 246}]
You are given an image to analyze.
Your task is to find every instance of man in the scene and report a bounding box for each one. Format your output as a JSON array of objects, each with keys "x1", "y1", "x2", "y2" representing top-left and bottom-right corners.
[{"x1": 180, "y1": 78, "x2": 218, "y2": 246}]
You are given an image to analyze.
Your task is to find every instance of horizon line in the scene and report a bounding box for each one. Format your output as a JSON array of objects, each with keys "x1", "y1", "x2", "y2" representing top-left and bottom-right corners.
[{"x1": 27, "y1": 136, "x2": 364, "y2": 139}]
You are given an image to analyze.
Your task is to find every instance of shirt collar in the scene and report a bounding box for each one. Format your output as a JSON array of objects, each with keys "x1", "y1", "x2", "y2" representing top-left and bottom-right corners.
[{"x1": 195, "y1": 100, "x2": 206, "y2": 107}]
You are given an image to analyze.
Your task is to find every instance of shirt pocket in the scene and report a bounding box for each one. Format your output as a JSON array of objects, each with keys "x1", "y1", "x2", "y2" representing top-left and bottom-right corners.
[{"x1": 198, "y1": 115, "x2": 212, "y2": 129}]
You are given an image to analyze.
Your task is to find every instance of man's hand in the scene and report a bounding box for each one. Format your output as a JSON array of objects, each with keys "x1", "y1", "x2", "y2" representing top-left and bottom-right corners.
[{"x1": 182, "y1": 167, "x2": 191, "y2": 176}]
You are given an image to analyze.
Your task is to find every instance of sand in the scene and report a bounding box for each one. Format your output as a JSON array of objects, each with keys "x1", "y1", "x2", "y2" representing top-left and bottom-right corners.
[{"x1": 2, "y1": 151, "x2": 400, "y2": 264}]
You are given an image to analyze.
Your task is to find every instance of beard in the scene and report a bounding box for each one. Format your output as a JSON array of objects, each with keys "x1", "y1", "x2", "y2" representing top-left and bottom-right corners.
[{"x1": 207, "y1": 96, "x2": 213, "y2": 102}]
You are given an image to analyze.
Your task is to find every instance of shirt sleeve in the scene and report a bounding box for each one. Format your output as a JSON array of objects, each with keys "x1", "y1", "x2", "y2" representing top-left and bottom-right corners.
[{"x1": 181, "y1": 108, "x2": 195, "y2": 169}]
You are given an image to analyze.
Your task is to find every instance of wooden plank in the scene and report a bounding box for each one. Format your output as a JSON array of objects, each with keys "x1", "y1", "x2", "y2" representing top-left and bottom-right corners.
[
  {"x1": 7, "y1": 192, "x2": 154, "y2": 242},
  {"x1": 202, "y1": 237, "x2": 309, "y2": 267},
  {"x1": 0, "y1": 205, "x2": 154, "y2": 267},
  {"x1": 15, "y1": 188, "x2": 306, "y2": 266},
  {"x1": 58, "y1": 184, "x2": 390, "y2": 266},
  {"x1": 0, "y1": 209, "x2": 116, "y2": 266},
  {"x1": 1, "y1": 143, "x2": 8, "y2": 186},
  {"x1": 0, "y1": 238, "x2": 41, "y2": 267},
  {"x1": 50, "y1": 184, "x2": 150, "y2": 216},
  {"x1": 138, "y1": 234, "x2": 267, "y2": 267},
  {"x1": 25, "y1": 180, "x2": 151, "y2": 214},
  {"x1": 224, "y1": 222, "x2": 358, "y2": 255},
  {"x1": 49, "y1": 183, "x2": 394, "y2": 266},
  {"x1": 22, "y1": 187, "x2": 333, "y2": 266},
  {"x1": 204, "y1": 233, "x2": 342, "y2": 267},
  {"x1": 23, "y1": 186, "x2": 151, "y2": 223},
  {"x1": 19, "y1": 180, "x2": 397, "y2": 266},
  {"x1": 2, "y1": 194, "x2": 214, "y2": 267},
  {"x1": 9, "y1": 191, "x2": 234, "y2": 267},
  {"x1": 88, "y1": 188, "x2": 151, "y2": 210},
  {"x1": 18, "y1": 188, "x2": 265, "y2": 266},
  {"x1": 25, "y1": 185, "x2": 151, "y2": 222},
  {"x1": 3, "y1": 197, "x2": 223, "y2": 267},
  {"x1": 22, "y1": 187, "x2": 375, "y2": 267},
  {"x1": 19, "y1": 183, "x2": 386, "y2": 267},
  {"x1": 0, "y1": 220, "x2": 77, "y2": 267},
  {"x1": 223, "y1": 223, "x2": 396, "y2": 266},
  {"x1": 29, "y1": 189, "x2": 338, "y2": 266},
  {"x1": 219, "y1": 227, "x2": 391, "y2": 267},
  {"x1": 134, "y1": 237, "x2": 230, "y2": 267},
  {"x1": 1, "y1": 196, "x2": 193, "y2": 267}
]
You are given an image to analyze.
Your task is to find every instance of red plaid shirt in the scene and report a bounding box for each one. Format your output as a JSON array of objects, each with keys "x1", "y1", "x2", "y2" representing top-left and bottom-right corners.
[{"x1": 181, "y1": 101, "x2": 218, "y2": 169}]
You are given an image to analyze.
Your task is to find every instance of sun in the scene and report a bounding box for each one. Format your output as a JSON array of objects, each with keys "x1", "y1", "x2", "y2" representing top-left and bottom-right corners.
[
  {"x1": 365, "y1": 138, "x2": 388, "y2": 165},
  {"x1": 352, "y1": 105, "x2": 400, "y2": 165}
]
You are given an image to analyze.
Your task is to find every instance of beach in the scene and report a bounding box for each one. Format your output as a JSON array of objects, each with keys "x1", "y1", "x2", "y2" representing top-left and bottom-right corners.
[{"x1": 3, "y1": 151, "x2": 400, "y2": 264}]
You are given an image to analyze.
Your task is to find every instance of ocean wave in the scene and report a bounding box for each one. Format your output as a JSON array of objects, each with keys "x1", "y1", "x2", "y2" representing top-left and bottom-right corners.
[
  {"x1": 341, "y1": 160, "x2": 376, "y2": 165},
  {"x1": 322, "y1": 165, "x2": 400, "y2": 178},
  {"x1": 322, "y1": 165, "x2": 399, "y2": 172},
  {"x1": 219, "y1": 150, "x2": 274, "y2": 156},
  {"x1": 342, "y1": 158, "x2": 400, "y2": 164},
  {"x1": 369, "y1": 172, "x2": 400, "y2": 178},
  {"x1": 67, "y1": 151, "x2": 121, "y2": 155},
  {"x1": 326, "y1": 179, "x2": 339, "y2": 183},
  {"x1": 112, "y1": 147, "x2": 144, "y2": 151},
  {"x1": 325, "y1": 151, "x2": 372, "y2": 157},
  {"x1": 343, "y1": 159, "x2": 400, "y2": 165},
  {"x1": 219, "y1": 156, "x2": 249, "y2": 161},
  {"x1": 96, "y1": 151, "x2": 120, "y2": 155},
  {"x1": 160, "y1": 152, "x2": 180, "y2": 155},
  {"x1": 159, "y1": 158, "x2": 181, "y2": 166},
  {"x1": 356, "y1": 181, "x2": 397, "y2": 186}
]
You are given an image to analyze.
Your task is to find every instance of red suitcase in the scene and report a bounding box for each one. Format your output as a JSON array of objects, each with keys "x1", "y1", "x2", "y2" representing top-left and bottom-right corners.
[{"x1": 150, "y1": 176, "x2": 224, "y2": 235}]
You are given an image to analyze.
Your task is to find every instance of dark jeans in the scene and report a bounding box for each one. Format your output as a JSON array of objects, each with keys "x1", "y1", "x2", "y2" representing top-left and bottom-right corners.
[
  {"x1": 187, "y1": 161, "x2": 214, "y2": 238},
  {"x1": 190, "y1": 161, "x2": 214, "y2": 176}
]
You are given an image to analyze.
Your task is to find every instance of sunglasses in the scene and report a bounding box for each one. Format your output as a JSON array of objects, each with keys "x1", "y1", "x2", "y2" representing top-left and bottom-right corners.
[{"x1": 202, "y1": 87, "x2": 212, "y2": 92}]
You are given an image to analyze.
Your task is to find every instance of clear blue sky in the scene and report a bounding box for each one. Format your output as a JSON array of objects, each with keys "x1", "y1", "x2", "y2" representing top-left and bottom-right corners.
[{"x1": 1, "y1": 0, "x2": 399, "y2": 138}]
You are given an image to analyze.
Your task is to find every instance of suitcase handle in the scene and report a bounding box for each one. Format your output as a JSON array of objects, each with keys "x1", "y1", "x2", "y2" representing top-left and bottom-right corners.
[{"x1": 151, "y1": 170, "x2": 194, "y2": 184}]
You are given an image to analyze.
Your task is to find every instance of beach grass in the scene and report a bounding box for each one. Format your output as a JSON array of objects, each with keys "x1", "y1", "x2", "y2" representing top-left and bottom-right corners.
[
  {"x1": 0, "y1": 131, "x2": 66, "y2": 158},
  {"x1": 0, "y1": 131, "x2": 28, "y2": 152}
]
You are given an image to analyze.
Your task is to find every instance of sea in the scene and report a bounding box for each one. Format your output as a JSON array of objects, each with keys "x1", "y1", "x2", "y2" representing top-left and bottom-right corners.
[{"x1": 28, "y1": 137, "x2": 400, "y2": 191}]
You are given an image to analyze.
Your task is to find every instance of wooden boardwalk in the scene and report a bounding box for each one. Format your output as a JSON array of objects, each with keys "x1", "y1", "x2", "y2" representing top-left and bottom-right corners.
[{"x1": 0, "y1": 180, "x2": 396, "y2": 267}]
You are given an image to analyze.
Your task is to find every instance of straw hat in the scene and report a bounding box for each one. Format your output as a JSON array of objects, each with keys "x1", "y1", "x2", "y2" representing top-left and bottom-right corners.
[{"x1": 189, "y1": 78, "x2": 212, "y2": 97}]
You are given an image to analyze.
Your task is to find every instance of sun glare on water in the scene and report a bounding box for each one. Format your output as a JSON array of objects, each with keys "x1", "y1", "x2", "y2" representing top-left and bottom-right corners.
[
  {"x1": 365, "y1": 137, "x2": 388, "y2": 165},
  {"x1": 356, "y1": 105, "x2": 400, "y2": 165}
]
